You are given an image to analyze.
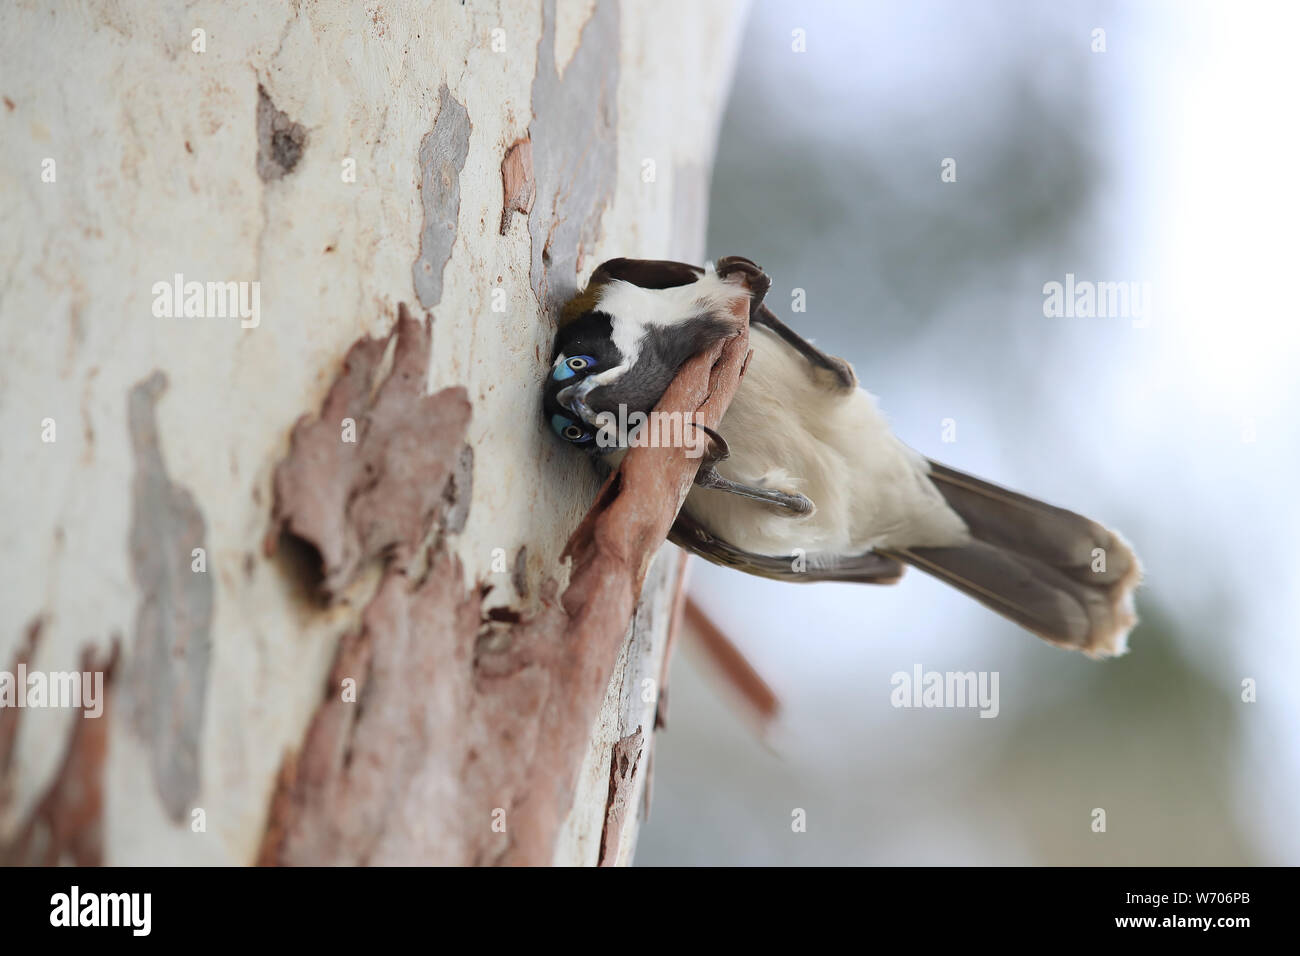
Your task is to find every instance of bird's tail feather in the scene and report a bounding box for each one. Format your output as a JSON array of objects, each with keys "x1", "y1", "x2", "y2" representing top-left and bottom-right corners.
[{"x1": 882, "y1": 461, "x2": 1141, "y2": 657}]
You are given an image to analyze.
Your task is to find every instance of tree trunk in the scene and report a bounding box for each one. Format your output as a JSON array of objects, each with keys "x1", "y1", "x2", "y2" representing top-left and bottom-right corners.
[{"x1": 0, "y1": 0, "x2": 745, "y2": 866}]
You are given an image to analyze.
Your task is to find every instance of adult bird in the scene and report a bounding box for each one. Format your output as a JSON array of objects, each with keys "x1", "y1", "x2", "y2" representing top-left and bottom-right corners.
[{"x1": 542, "y1": 257, "x2": 1141, "y2": 657}]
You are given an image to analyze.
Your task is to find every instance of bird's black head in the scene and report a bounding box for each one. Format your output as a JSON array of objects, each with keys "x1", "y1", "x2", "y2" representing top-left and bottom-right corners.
[
  {"x1": 542, "y1": 256, "x2": 748, "y2": 453},
  {"x1": 542, "y1": 310, "x2": 624, "y2": 453}
]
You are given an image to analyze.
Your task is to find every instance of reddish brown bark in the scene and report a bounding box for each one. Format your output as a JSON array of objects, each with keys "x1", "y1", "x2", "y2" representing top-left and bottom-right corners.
[
  {"x1": 0, "y1": 640, "x2": 119, "y2": 866},
  {"x1": 259, "y1": 299, "x2": 752, "y2": 865}
]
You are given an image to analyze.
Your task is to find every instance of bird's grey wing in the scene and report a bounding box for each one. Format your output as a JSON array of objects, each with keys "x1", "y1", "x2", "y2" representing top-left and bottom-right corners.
[{"x1": 669, "y1": 510, "x2": 904, "y2": 585}]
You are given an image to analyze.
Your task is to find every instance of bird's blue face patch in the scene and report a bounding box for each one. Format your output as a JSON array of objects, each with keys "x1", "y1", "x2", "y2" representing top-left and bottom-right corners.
[
  {"x1": 551, "y1": 354, "x2": 597, "y2": 381},
  {"x1": 551, "y1": 414, "x2": 594, "y2": 444}
]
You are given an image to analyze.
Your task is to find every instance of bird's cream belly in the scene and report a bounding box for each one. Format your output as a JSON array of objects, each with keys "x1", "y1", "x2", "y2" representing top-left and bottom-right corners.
[{"x1": 680, "y1": 327, "x2": 968, "y2": 557}]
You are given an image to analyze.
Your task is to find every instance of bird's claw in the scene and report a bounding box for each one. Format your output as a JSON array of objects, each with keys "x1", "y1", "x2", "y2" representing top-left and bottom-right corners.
[
  {"x1": 716, "y1": 256, "x2": 772, "y2": 316},
  {"x1": 690, "y1": 423, "x2": 730, "y2": 464}
]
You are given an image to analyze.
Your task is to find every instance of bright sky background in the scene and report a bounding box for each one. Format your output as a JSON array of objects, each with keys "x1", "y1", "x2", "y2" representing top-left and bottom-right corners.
[
  {"x1": 639, "y1": 0, "x2": 1300, "y2": 865},
  {"x1": 1136, "y1": 0, "x2": 1300, "y2": 860}
]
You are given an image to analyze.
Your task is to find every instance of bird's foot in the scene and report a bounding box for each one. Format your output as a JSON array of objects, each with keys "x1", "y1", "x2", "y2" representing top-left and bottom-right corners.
[
  {"x1": 694, "y1": 465, "x2": 815, "y2": 517},
  {"x1": 716, "y1": 256, "x2": 772, "y2": 317},
  {"x1": 689, "y1": 423, "x2": 730, "y2": 465}
]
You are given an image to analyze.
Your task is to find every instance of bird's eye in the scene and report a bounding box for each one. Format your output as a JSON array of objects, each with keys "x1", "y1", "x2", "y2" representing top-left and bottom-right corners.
[
  {"x1": 550, "y1": 414, "x2": 591, "y2": 443},
  {"x1": 552, "y1": 354, "x2": 597, "y2": 381}
]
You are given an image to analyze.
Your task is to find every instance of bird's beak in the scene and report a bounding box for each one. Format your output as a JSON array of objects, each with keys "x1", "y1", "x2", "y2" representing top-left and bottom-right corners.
[{"x1": 556, "y1": 378, "x2": 602, "y2": 426}]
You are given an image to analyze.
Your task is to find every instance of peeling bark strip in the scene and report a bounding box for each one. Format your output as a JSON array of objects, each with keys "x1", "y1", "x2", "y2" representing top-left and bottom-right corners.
[
  {"x1": 267, "y1": 305, "x2": 473, "y2": 600},
  {"x1": 595, "y1": 548, "x2": 682, "y2": 849},
  {"x1": 257, "y1": 546, "x2": 573, "y2": 866},
  {"x1": 127, "y1": 371, "x2": 213, "y2": 823},
  {"x1": 412, "y1": 84, "x2": 472, "y2": 309},
  {"x1": 0, "y1": 641, "x2": 119, "y2": 866},
  {"x1": 656, "y1": 554, "x2": 694, "y2": 730},
  {"x1": 261, "y1": 552, "x2": 490, "y2": 866},
  {"x1": 598, "y1": 728, "x2": 644, "y2": 866},
  {"x1": 499, "y1": 136, "x2": 536, "y2": 235},
  {"x1": 259, "y1": 302, "x2": 751, "y2": 866},
  {"x1": 256, "y1": 84, "x2": 307, "y2": 181},
  {"x1": 0, "y1": 618, "x2": 43, "y2": 842},
  {"x1": 527, "y1": 0, "x2": 620, "y2": 311},
  {"x1": 684, "y1": 596, "x2": 780, "y2": 727},
  {"x1": 503, "y1": 315, "x2": 753, "y2": 864},
  {"x1": 0, "y1": 618, "x2": 42, "y2": 786}
]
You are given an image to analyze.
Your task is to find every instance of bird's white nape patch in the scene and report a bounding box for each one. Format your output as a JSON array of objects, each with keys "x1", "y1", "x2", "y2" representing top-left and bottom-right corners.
[{"x1": 593, "y1": 268, "x2": 750, "y2": 377}]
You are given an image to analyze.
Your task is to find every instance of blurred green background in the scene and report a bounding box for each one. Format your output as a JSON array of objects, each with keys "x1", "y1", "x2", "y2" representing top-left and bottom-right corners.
[{"x1": 636, "y1": 0, "x2": 1299, "y2": 865}]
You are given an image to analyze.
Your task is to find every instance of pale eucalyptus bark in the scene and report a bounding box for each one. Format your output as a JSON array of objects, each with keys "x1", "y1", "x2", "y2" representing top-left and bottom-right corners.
[{"x1": 0, "y1": 0, "x2": 744, "y2": 866}]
